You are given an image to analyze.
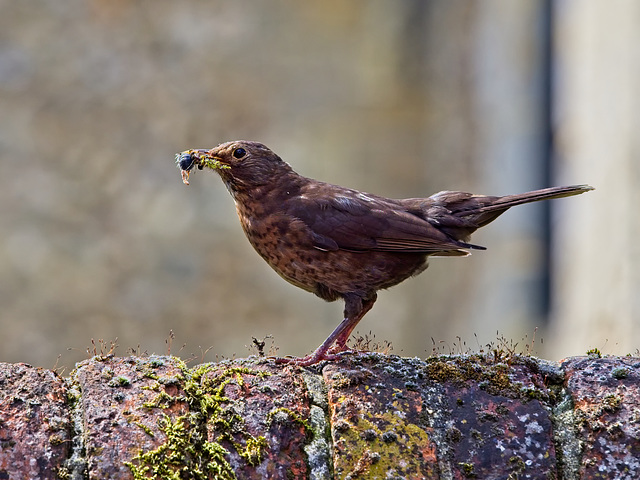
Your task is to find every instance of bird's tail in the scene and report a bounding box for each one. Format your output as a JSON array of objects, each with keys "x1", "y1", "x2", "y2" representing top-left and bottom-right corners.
[
  {"x1": 465, "y1": 185, "x2": 594, "y2": 216},
  {"x1": 459, "y1": 184, "x2": 594, "y2": 230},
  {"x1": 422, "y1": 184, "x2": 594, "y2": 245}
]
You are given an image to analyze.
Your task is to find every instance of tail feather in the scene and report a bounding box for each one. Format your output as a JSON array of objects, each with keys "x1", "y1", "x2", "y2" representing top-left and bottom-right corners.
[
  {"x1": 422, "y1": 184, "x2": 594, "y2": 244},
  {"x1": 466, "y1": 185, "x2": 594, "y2": 215}
]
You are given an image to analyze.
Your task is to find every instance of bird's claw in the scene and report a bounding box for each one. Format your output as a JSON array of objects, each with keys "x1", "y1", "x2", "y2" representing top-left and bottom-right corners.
[{"x1": 271, "y1": 349, "x2": 353, "y2": 367}]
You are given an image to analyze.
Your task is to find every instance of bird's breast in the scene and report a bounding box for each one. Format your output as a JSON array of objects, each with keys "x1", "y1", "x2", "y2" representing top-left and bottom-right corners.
[{"x1": 234, "y1": 200, "x2": 429, "y2": 300}]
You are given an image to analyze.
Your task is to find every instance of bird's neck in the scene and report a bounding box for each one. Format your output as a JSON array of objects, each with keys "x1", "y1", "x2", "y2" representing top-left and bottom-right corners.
[{"x1": 230, "y1": 169, "x2": 307, "y2": 218}]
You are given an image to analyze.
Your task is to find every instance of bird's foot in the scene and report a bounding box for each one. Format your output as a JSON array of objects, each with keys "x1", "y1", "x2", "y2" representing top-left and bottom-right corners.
[
  {"x1": 272, "y1": 349, "x2": 352, "y2": 367},
  {"x1": 327, "y1": 342, "x2": 350, "y2": 355}
]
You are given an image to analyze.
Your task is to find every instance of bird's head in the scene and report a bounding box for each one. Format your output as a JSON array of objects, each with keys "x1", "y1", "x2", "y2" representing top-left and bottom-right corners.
[{"x1": 176, "y1": 140, "x2": 292, "y2": 193}]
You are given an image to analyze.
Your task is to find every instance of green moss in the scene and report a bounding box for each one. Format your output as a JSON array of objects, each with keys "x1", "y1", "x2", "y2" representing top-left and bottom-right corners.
[
  {"x1": 237, "y1": 436, "x2": 269, "y2": 466},
  {"x1": 133, "y1": 421, "x2": 155, "y2": 438},
  {"x1": 586, "y1": 348, "x2": 602, "y2": 358},
  {"x1": 267, "y1": 407, "x2": 313, "y2": 439},
  {"x1": 611, "y1": 367, "x2": 629, "y2": 379},
  {"x1": 201, "y1": 156, "x2": 230, "y2": 171},
  {"x1": 469, "y1": 429, "x2": 483, "y2": 444},
  {"x1": 126, "y1": 414, "x2": 234, "y2": 480},
  {"x1": 108, "y1": 376, "x2": 131, "y2": 387},
  {"x1": 55, "y1": 466, "x2": 71, "y2": 479},
  {"x1": 458, "y1": 462, "x2": 476, "y2": 477},
  {"x1": 522, "y1": 386, "x2": 547, "y2": 401},
  {"x1": 0, "y1": 439, "x2": 16, "y2": 449},
  {"x1": 424, "y1": 359, "x2": 462, "y2": 383},
  {"x1": 143, "y1": 371, "x2": 160, "y2": 381},
  {"x1": 424, "y1": 354, "x2": 550, "y2": 401},
  {"x1": 148, "y1": 358, "x2": 166, "y2": 368},
  {"x1": 141, "y1": 382, "x2": 161, "y2": 392},
  {"x1": 142, "y1": 390, "x2": 181, "y2": 410},
  {"x1": 334, "y1": 408, "x2": 435, "y2": 478},
  {"x1": 446, "y1": 426, "x2": 462, "y2": 443},
  {"x1": 509, "y1": 455, "x2": 525, "y2": 472},
  {"x1": 127, "y1": 362, "x2": 273, "y2": 479},
  {"x1": 602, "y1": 394, "x2": 622, "y2": 413},
  {"x1": 175, "y1": 151, "x2": 231, "y2": 172},
  {"x1": 48, "y1": 434, "x2": 65, "y2": 446},
  {"x1": 65, "y1": 384, "x2": 81, "y2": 409}
]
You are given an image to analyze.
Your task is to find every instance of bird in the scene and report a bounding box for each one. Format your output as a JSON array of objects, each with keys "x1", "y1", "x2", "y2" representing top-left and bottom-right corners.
[{"x1": 176, "y1": 140, "x2": 593, "y2": 366}]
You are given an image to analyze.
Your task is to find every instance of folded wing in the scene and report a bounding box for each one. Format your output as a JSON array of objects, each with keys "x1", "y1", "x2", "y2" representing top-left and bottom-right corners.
[{"x1": 286, "y1": 184, "x2": 480, "y2": 256}]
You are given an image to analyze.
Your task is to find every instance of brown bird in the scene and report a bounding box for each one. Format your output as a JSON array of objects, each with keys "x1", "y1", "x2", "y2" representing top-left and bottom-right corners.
[{"x1": 176, "y1": 141, "x2": 593, "y2": 366}]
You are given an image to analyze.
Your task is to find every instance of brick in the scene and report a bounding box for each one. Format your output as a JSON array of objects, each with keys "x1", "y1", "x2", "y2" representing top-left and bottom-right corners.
[
  {"x1": 324, "y1": 355, "x2": 439, "y2": 480},
  {"x1": 201, "y1": 359, "x2": 314, "y2": 480},
  {"x1": 0, "y1": 363, "x2": 70, "y2": 480},
  {"x1": 562, "y1": 356, "x2": 640, "y2": 479},
  {"x1": 431, "y1": 356, "x2": 557, "y2": 479},
  {"x1": 72, "y1": 355, "x2": 188, "y2": 479}
]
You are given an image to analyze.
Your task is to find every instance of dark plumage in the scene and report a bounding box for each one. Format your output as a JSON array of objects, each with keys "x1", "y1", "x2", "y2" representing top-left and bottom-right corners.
[{"x1": 177, "y1": 140, "x2": 593, "y2": 365}]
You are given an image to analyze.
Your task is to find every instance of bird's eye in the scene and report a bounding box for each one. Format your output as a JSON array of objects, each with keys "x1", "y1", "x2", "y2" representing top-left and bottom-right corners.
[{"x1": 233, "y1": 148, "x2": 246, "y2": 159}]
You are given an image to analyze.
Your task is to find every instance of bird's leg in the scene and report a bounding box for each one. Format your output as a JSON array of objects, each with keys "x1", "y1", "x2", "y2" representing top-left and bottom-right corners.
[
  {"x1": 330, "y1": 293, "x2": 377, "y2": 352},
  {"x1": 273, "y1": 293, "x2": 377, "y2": 367}
]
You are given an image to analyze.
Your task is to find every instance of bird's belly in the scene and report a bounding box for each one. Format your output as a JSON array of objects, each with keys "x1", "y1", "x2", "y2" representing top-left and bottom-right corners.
[
  {"x1": 238, "y1": 210, "x2": 428, "y2": 300},
  {"x1": 246, "y1": 226, "x2": 427, "y2": 300},
  {"x1": 285, "y1": 250, "x2": 428, "y2": 297}
]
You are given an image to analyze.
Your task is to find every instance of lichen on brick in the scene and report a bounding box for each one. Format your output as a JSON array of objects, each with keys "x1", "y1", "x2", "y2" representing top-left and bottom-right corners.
[
  {"x1": 125, "y1": 413, "x2": 235, "y2": 480},
  {"x1": 423, "y1": 354, "x2": 551, "y2": 401},
  {"x1": 125, "y1": 362, "x2": 272, "y2": 479}
]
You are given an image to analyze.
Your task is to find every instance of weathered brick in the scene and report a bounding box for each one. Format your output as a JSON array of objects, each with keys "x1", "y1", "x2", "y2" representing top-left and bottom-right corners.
[
  {"x1": 201, "y1": 359, "x2": 314, "y2": 480},
  {"x1": 5, "y1": 353, "x2": 640, "y2": 478},
  {"x1": 72, "y1": 355, "x2": 188, "y2": 479},
  {"x1": 0, "y1": 363, "x2": 70, "y2": 480},
  {"x1": 431, "y1": 356, "x2": 557, "y2": 479},
  {"x1": 562, "y1": 356, "x2": 640, "y2": 479},
  {"x1": 324, "y1": 355, "x2": 439, "y2": 480}
]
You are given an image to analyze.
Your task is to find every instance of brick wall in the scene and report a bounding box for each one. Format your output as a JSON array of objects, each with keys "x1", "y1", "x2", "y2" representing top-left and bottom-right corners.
[{"x1": 1, "y1": 353, "x2": 637, "y2": 479}]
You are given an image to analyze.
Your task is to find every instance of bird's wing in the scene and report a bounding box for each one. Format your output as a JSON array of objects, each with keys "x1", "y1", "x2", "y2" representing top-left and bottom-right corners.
[{"x1": 285, "y1": 186, "x2": 474, "y2": 255}]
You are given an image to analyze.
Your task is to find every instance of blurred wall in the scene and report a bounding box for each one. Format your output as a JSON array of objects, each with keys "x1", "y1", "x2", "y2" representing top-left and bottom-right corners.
[
  {"x1": 0, "y1": 0, "x2": 632, "y2": 370},
  {"x1": 549, "y1": 0, "x2": 640, "y2": 357}
]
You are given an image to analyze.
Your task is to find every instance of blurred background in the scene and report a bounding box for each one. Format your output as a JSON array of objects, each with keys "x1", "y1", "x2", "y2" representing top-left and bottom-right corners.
[{"x1": 0, "y1": 1, "x2": 637, "y2": 371}]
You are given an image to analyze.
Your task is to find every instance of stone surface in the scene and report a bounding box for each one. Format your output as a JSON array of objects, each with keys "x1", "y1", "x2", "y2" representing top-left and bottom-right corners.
[
  {"x1": 72, "y1": 355, "x2": 189, "y2": 479},
  {"x1": 321, "y1": 353, "x2": 559, "y2": 479},
  {"x1": 435, "y1": 361, "x2": 557, "y2": 479},
  {"x1": 3, "y1": 354, "x2": 640, "y2": 478},
  {"x1": 201, "y1": 359, "x2": 315, "y2": 480},
  {"x1": 324, "y1": 355, "x2": 439, "y2": 480},
  {"x1": 0, "y1": 363, "x2": 70, "y2": 480},
  {"x1": 562, "y1": 356, "x2": 640, "y2": 480}
]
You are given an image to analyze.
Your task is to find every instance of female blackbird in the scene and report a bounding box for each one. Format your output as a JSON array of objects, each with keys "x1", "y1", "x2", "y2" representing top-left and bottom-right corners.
[{"x1": 177, "y1": 141, "x2": 593, "y2": 366}]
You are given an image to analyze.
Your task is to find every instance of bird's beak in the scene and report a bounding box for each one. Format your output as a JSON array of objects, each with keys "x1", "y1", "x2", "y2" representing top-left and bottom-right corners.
[{"x1": 175, "y1": 149, "x2": 228, "y2": 185}]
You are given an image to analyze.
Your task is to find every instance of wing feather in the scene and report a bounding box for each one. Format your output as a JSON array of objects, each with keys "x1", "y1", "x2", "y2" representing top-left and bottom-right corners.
[{"x1": 285, "y1": 184, "x2": 473, "y2": 255}]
